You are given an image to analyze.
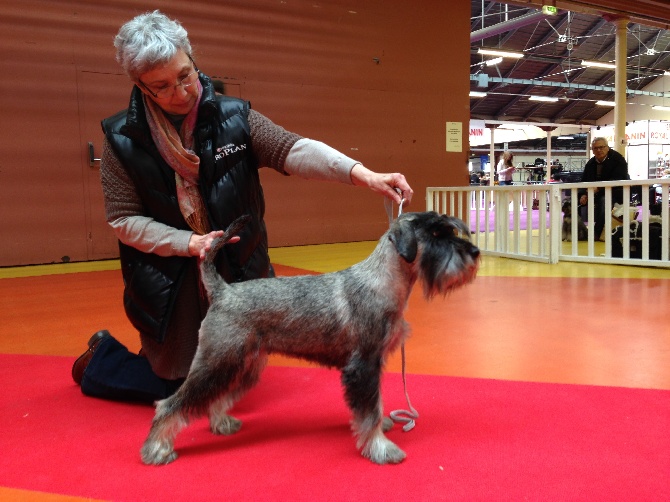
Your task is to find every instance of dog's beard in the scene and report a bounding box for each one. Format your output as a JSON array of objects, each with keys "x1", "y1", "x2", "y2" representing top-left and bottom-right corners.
[{"x1": 418, "y1": 240, "x2": 479, "y2": 299}]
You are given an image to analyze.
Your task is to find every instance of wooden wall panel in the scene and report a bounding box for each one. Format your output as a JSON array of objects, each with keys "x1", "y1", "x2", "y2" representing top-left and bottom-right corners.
[
  {"x1": 0, "y1": 26, "x2": 86, "y2": 265},
  {"x1": 251, "y1": 80, "x2": 449, "y2": 245},
  {"x1": 0, "y1": 0, "x2": 471, "y2": 265}
]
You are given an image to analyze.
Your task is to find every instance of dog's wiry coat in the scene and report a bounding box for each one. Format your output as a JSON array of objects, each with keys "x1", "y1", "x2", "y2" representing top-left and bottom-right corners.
[
  {"x1": 562, "y1": 199, "x2": 588, "y2": 241},
  {"x1": 141, "y1": 211, "x2": 480, "y2": 465}
]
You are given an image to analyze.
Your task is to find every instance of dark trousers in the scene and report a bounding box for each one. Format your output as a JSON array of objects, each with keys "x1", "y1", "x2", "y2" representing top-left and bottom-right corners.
[
  {"x1": 80, "y1": 335, "x2": 184, "y2": 404},
  {"x1": 593, "y1": 196, "x2": 607, "y2": 239},
  {"x1": 580, "y1": 196, "x2": 607, "y2": 239}
]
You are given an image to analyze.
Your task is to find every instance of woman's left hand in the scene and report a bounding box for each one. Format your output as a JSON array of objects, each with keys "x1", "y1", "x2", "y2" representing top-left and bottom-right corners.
[
  {"x1": 189, "y1": 230, "x2": 241, "y2": 260},
  {"x1": 350, "y1": 163, "x2": 414, "y2": 206}
]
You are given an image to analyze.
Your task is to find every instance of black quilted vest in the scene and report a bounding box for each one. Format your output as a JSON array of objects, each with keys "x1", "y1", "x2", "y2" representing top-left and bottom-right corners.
[{"x1": 102, "y1": 75, "x2": 270, "y2": 342}]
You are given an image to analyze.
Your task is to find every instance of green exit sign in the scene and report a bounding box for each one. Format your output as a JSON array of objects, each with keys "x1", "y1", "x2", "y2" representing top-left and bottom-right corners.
[{"x1": 542, "y1": 5, "x2": 558, "y2": 15}]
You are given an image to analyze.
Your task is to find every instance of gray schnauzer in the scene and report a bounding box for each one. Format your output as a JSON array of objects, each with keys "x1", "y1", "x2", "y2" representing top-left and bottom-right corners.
[
  {"x1": 140, "y1": 211, "x2": 480, "y2": 466},
  {"x1": 562, "y1": 198, "x2": 588, "y2": 241}
]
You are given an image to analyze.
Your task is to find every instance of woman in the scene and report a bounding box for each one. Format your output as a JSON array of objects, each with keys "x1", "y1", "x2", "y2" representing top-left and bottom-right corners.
[
  {"x1": 496, "y1": 151, "x2": 516, "y2": 185},
  {"x1": 72, "y1": 10, "x2": 413, "y2": 403}
]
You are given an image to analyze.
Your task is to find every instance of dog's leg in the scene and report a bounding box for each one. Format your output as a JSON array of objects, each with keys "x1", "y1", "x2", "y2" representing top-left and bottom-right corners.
[
  {"x1": 140, "y1": 365, "x2": 221, "y2": 465},
  {"x1": 562, "y1": 218, "x2": 570, "y2": 241},
  {"x1": 141, "y1": 348, "x2": 245, "y2": 465},
  {"x1": 140, "y1": 392, "x2": 189, "y2": 465},
  {"x1": 208, "y1": 394, "x2": 242, "y2": 436},
  {"x1": 209, "y1": 353, "x2": 268, "y2": 435},
  {"x1": 342, "y1": 356, "x2": 406, "y2": 465}
]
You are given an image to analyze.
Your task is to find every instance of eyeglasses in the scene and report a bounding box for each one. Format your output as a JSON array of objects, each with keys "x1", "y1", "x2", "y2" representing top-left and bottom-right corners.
[
  {"x1": 592, "y1": 145, "x2": 608, "y2": 150},
  {"x1": 139, "y1": 58, "x2": 200, "y2": 99}
]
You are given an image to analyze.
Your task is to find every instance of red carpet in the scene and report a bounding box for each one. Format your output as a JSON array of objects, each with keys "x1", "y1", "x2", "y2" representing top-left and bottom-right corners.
[{"x1": 1, "y1": 354, "x2": 668, "y2": 501}]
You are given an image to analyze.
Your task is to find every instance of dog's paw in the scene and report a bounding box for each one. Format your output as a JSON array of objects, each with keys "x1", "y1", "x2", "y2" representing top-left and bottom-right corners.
[
  {"x1": 141, "y1": 440, "x2": 178, "y2": 465},
  {"x1": 362, "y1": 434, "x2": 406, "y2": 465},
  {"x1": 210, "y1": 415, "x2": 242, "y2": 435}
]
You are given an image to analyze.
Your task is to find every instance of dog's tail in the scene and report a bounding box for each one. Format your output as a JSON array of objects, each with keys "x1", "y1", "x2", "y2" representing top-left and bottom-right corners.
[{"x1": 199, "y1": 215, "x2": 252, "y2": 299}]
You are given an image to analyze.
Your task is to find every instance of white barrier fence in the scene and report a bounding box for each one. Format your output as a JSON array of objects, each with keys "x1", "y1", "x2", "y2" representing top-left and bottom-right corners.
[{"x1": 426, "y1": 180, "x2": 670, "y2": 267}]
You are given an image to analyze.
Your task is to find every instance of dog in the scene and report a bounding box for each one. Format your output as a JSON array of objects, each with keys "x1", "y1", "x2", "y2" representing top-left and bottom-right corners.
[
  {"x1": 140, "y1": 211, "x2": 480, "y2": 466},
  {"x1": 561, "y1": 198, "x2": 588, "y2": 241}
]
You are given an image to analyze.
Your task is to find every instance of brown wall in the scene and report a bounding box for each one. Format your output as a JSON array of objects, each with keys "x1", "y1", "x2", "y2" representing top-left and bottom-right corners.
[{"x1": 0, "y1": 0, "x2": 471, "y2": 266}]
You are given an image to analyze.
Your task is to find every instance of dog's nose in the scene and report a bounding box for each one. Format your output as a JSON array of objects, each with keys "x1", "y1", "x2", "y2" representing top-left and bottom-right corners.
[{"x1": 470, "y1": 247, "x2": 480, "y2": 260}]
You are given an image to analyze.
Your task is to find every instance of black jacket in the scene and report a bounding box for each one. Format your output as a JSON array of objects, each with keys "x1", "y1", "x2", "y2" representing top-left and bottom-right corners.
[
  {"x1": 579, "y1": 148, "x2": 630, "y2": 203},
  {"x1": 102, "y1": 75, "x2": 271, "y2": 342}
]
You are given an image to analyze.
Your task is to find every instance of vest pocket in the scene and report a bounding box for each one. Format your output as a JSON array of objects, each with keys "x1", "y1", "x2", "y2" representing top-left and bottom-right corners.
[{"x1": 119, "y1": 244, "x2": 187, "y2": 343}]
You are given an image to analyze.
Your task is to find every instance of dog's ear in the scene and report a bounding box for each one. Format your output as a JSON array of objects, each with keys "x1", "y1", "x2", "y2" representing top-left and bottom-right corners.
[{"x1": 389, "y1": 219, "x2": 418, "y2": 263}]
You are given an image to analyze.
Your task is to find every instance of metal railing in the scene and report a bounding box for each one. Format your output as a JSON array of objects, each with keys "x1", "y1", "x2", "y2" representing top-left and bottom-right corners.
[{"x1": 427, "y1": 179, "x2": 670, "y2": 267}]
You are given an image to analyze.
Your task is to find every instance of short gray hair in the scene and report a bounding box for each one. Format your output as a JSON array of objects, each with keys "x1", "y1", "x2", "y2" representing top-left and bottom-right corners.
[
  {"x1": 114, "y1": 10, "x2": 192, "y2": 80},
  {"x1": 591, "y1": 136, "x2": 609, "y2": 147}
]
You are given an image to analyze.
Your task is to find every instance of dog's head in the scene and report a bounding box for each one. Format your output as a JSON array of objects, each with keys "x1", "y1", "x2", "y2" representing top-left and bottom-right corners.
[
  {"x1": 388, "y1": 211, "x2": 479, "y2": 298},
  {"x1": 562, "y1": 199, "x2": 574, "y2": 215}
]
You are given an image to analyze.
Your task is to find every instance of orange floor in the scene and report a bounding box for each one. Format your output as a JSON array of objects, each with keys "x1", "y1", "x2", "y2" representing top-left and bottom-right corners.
[
  {"x1": 1, "y1": 244, "x2": 669, "y2": 501},
  {"x1": 1, "y1": 242, "x2": 669, "y2": 390}
]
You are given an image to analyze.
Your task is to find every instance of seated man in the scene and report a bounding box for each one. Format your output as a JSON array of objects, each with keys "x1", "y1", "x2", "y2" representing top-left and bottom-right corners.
[{"x1": 578, "y1": 137, "x2": 630, "y2": 240}]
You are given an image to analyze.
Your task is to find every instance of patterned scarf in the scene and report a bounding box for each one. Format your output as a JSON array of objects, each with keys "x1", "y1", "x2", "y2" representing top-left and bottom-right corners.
[{"x1": 143, "y1": 80, "x2": 211, "y2": 235}]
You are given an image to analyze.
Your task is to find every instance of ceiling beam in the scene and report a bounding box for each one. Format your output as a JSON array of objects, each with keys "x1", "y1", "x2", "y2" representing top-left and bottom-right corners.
[
  {"x1": 470, "y1": 74, "x2": 669, "y2": 97},
  {"x1": 499, "y1": 0, "x2": 670, "y2": 29},
  {"x1": 471, "y1": 9, "x2": 550, "y2": 42},
  {"x1": 471, "y1": 0, "x2": 499, "y2": 32},
  {"x1": 489, "y1": 12, "x2": 573, "y2": 117}
]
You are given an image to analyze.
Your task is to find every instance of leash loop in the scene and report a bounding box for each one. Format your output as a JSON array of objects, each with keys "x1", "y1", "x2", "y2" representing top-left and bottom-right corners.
[{"x1": 389, "y1": 344, "x2": 419, "y2": 431}]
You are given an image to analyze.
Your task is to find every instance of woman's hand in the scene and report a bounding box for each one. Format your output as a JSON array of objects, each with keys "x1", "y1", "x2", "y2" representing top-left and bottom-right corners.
[
  {"x1": 350, "y1": 163, "x2": 414, "y2": 206},
  {"x1": 188, "y1": 230, "x2": 240, "y2": 259}
]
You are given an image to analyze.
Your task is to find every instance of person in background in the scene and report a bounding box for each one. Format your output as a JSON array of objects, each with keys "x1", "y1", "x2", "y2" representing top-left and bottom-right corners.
[
  {"x1": 578, "y1": 137, "x2": 630, "y2": 240},
  {"x1": 496, "y1": 151, "x2": 516, "y2": 186},
  {"x1": 71, "y1": 10, "x2": 413, "y2": 404}
]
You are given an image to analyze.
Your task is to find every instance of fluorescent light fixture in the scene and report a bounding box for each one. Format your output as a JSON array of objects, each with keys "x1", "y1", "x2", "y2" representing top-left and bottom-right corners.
[
  {"x1": 595, "y1": 100, "x2": 616, "y2": 106},
  {"x1": 652, "y1": 105, "x2": 670, "y2": 111},
  {"x1": 469, "y1": 91, "x2": 487, "y2": 98},
  {"x1": 557, "y1": 136, "x2": 574, "y2": 140},
  {"x1": 664, "y1": 71, "x2": 670, "y2": 76},
  {"x1": 484, "y1": 57, "x2": 503, "y2": 66},
  {"x1": 477, "y1": 48, "x2": 524, "y2": 59},
  {"x1": 581, "y1": 60, "x2": 616, "y2": 69},
  {"x1": 528, "y1": 95, "x2": 559, "y2": 102}
]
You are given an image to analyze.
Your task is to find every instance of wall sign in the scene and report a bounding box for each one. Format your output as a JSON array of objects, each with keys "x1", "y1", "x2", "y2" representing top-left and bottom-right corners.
[{"x1": 446, "y1": 121, "x2": 463, "y2": 152}]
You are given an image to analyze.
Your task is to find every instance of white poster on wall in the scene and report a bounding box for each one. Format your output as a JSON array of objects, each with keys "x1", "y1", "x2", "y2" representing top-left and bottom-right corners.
[
  {"x1": 627, "y1": 145, "x2": 649, "y2": 180},
  {"x1": 648, "y1": 121, "x2": 670, "y2": 144},
  {"x1": 624, "y1": 121, "x2": 648, "y2": 146},
  {"x1": 592, "y1": 125, "x2": 614, "y2": 145}
]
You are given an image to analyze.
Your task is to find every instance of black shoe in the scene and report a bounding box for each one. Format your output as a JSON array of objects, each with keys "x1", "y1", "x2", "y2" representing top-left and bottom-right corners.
[{"x1": 71, "y1": 330, "x2": 111, "y2": 385}]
